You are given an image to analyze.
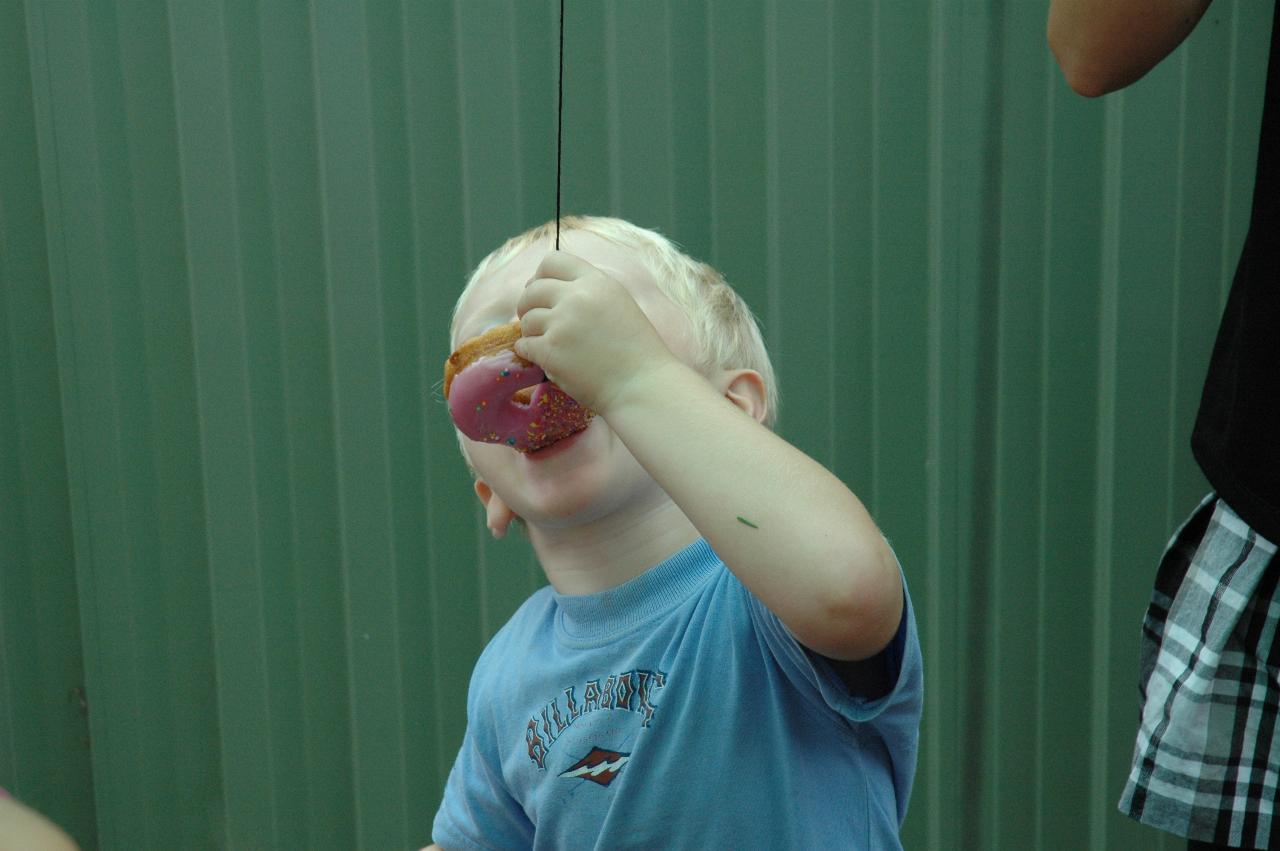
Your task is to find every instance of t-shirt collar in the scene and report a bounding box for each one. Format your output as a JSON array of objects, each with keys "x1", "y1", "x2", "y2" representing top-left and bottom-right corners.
[{"x1": 553, "y1": 538, "x2": 719, "y2": 643}]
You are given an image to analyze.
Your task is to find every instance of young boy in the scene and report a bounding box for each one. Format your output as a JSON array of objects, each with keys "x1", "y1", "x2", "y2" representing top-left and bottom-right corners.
[{"x1": 428, "y1": 217, "x2": 922, "y2": 849}]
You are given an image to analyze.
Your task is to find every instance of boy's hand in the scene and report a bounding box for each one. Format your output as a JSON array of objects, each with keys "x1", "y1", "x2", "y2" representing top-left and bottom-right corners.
[{"x1": 514, "y1": 251, "x2": 680, "y2": 416}]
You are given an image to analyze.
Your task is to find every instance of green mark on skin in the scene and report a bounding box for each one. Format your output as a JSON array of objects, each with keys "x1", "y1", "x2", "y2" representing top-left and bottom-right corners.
[{"x1": 736, "y1": 516, "x2": 759, "y2": 529}]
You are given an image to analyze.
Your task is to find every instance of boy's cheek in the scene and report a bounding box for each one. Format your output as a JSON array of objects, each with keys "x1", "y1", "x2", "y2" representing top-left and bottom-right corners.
[{"x1": 464, "y1": 441, "x2": 512, "y2": 481}]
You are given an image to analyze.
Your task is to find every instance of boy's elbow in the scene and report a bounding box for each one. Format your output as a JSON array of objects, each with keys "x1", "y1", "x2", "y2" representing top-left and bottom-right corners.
[{"x1": 807, "y1": 547, "x2": 903, "y2": 662}]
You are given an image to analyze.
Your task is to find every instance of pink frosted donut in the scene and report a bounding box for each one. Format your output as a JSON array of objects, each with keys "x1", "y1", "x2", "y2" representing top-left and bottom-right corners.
[{"x1": 444, "y1": 322, "x2": 594, "y2": 453}]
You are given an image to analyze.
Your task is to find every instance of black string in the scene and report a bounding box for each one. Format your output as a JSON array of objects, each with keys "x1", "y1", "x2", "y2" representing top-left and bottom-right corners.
[{"x1": 555, "y1": 0, "x2": 564, "y2": 249}]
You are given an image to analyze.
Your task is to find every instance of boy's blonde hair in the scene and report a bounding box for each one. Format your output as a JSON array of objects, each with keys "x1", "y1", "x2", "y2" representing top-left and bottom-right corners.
[{"x1": 451, "y1": 216, "x2": 779, "y2": 427}]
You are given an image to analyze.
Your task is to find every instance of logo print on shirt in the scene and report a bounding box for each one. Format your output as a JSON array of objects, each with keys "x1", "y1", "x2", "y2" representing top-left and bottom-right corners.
[
  {"x1": 558, "y1": 746, "x2": 631, "y2": 787},
  {"x1": 525, "y1": 669, "x2": 667, "y2": 770}
]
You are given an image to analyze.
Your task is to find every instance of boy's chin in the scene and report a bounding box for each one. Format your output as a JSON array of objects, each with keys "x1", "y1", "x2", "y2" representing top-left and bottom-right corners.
[
  {"x1": 517, "y1": 469, "x2": 617, "y2": 526},
  {"x1": 520, "y1": 466, "x2": 659, "y2": 531},
  {"x1": 489, "y1": 422, "x2": 657, "y2": 529}
]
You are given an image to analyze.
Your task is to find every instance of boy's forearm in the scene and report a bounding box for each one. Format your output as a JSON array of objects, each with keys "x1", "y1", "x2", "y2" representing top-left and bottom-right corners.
[{"x1": 604, "y1": 361, "x2": 903, "y2": 662}]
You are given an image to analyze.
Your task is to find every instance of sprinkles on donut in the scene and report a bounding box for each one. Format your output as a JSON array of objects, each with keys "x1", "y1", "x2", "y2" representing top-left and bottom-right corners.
[{"x1": 444, "y1": 320, "x2": 595, "y2": 453}]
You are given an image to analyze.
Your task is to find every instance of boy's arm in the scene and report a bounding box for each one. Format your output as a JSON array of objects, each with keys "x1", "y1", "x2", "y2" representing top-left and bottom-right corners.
[
  {"x1": 1047, "y1": 0, "x2": 1212, "y2": 96},
  {"x1": 602, "y1": 359, "x2": 902, "y2": 662},
  {"x1": 517, "y1": 254, "x2": 902, "y2": 662}
]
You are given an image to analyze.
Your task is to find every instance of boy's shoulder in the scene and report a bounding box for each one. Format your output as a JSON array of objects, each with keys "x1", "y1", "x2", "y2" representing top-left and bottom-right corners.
[{"x1": 471, "y1": 584, "x2": 558, "y2": 679}]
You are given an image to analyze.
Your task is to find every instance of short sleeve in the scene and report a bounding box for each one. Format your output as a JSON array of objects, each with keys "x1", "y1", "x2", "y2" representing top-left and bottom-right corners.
[
  {"x1": 432, "y1": 709, "x2": 534, "y2": 849},
  {"x1": 738, "y1": 560, "x2": 923, "y2": 825},
  {"x1": 744, "y1": 567, "x2": 923, "y2": 726}
]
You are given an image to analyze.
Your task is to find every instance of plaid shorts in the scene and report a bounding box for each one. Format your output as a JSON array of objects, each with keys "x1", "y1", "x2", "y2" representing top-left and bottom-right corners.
[{"x1": 1119, "y1": 493, "x2": 1280, "y2": 849}]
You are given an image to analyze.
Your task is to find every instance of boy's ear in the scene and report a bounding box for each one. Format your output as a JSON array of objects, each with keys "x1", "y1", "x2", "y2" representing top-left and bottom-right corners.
[
  {"x1": 720, "y1": 369, "x2": 768, "y2": 425},
  {"x1": 474, "y1": 480, "x2": 518, "y2": 539}
]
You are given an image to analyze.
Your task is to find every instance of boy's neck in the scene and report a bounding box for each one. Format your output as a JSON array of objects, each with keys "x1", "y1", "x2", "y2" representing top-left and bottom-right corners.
[{"x1": 528, "y1": 500, "x2": 702, "y2": 596}]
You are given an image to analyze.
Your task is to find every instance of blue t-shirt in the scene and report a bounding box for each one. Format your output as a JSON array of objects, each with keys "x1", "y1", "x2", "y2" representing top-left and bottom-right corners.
[{"x1": 432, "y1": 539, "x2": 922, "y2": 850}]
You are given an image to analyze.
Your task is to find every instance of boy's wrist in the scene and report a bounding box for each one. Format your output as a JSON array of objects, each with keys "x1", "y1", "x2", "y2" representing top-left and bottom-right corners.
[{"x1": 600, "y1": 357, "x2": 721, "y2": 431}]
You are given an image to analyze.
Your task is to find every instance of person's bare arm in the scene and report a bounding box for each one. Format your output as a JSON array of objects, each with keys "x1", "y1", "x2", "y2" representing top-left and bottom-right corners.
[
  {"x1": 0, "y1": 796, "x2": 79, "y2": 851},
  {"x1": 1047, "y1": 0, "x2": 1213, "y2": 96}
]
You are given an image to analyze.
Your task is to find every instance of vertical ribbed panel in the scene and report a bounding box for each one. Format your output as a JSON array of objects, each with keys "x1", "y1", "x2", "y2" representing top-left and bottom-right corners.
[
  {"x1": 0, "y1": 0, "x2": 97, "y2": 845},
  {"x1": 4, "y1": 1, "x2": 1272, "y2": 848}
]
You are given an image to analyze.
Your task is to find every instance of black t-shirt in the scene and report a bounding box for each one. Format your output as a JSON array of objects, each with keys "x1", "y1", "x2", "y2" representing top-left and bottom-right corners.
[{"x1": 1191, "y1": 1, "x2": 1280, "y2": 544}]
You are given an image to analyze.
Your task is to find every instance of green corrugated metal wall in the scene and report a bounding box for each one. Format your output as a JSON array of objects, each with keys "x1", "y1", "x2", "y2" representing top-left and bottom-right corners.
[{"x1": 0, "y1": 1, "x2": 1270, "y2": 848}]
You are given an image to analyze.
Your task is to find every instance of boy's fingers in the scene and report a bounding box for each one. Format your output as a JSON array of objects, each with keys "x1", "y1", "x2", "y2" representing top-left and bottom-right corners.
[
  {"x1": 533, "y1": 250, "x2": 594, "y2": 281},
  {"x1": 518, "y1": 307, "x2": 551, "y2": 339},
  {"x1": 514, "y1": 335, "x2": 558, "y2": 385},
  {"x1": 518, "y1": 277, "x2": 562, "y2": 315},
  {"x1": 512, "y1": 334, "x2": 542, "y2": 365}
]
